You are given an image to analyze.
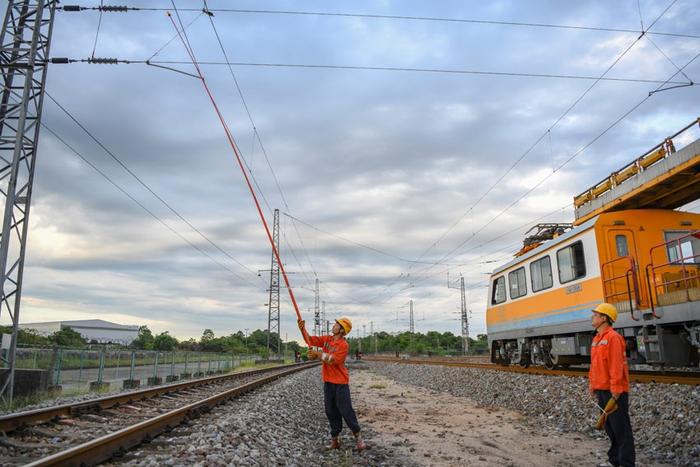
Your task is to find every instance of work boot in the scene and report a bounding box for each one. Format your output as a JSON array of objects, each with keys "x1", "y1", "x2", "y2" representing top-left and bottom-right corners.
[
  {"x1": 354, "y1": 432, "x2": 366, "y2": 451},
  {"x1": 326, "y1": 437, "x2": 341, "y2": 450}
]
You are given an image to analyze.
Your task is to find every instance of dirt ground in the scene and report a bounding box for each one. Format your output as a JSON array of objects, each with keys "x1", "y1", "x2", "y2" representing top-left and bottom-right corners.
[{"x1": 351, "y1": 368, "x2": 667, "y2": 467}]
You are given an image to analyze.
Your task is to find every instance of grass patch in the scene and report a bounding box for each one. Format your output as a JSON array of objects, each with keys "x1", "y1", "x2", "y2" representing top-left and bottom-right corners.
[{"x1": 369, "y1": 383, "x2": 387, "y2": 389}]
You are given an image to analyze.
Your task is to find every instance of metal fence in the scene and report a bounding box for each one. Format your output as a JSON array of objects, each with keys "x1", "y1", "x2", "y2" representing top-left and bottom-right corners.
[{"x1": 11, "y1": 347, "x2": 261, "y2": 391}]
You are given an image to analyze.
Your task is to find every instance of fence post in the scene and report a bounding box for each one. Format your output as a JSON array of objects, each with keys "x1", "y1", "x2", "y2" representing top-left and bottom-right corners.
[
  {"x1": 217, "y1": 354, "x2": 221, "y2": 373},
  {"x1": 130, "y1": 351, "x2": 136, "y2": 381},
  {"x1": 55, "y1": 348, "x2": 63, "y2": 386},
  {"x1": 197, "y1": 351, "x2": 202, "y2": 375},
  {"x1": 78, "y1": 350, "x2": 84, "y2": 381},
  {"x1": 115, "y1": 350, "x2": 121, "y2": 379},
  {"x1": 97, "y1": 349, "x2": 105, "y2": 384},
  {"x1": 184, "y1": 351, "x2": 189, "y2": 375},
  {"x1": 153, "y1": 351, "x2": 159, "y2": 379},
  {"x1": 207, "y1": 353, "x2": 212, "y2": 373},
  {"x1": 32, "y1": 349, "x2": 37, "y2": 369}
]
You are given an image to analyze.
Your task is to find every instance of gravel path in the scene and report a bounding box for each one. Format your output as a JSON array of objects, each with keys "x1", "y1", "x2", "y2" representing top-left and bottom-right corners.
[
  {"x1": 111, "y1": 366, "x2": 414, "y2": 466},
  {"x1": 367, "y1": 362, "x2": 700, "y2": 467}
]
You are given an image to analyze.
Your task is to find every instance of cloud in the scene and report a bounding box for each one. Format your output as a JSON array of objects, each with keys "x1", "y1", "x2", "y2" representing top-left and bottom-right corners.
[{"x1": 3, "y1": 0, "x2": 698, "y2": 343}]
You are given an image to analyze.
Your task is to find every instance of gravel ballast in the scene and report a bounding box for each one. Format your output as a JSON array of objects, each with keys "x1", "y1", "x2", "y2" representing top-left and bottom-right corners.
[
  {"x1": 367, "y1": 362, "x2": 700, "y2": 467},
  {"x1": 115, "y1": 366, "x2": 414, "y2": 467}
]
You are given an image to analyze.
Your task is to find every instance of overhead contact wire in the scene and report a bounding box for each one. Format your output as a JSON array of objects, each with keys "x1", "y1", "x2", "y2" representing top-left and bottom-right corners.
[{"x1": 166, "y1": 10, "x2": 303, "y2": 320}]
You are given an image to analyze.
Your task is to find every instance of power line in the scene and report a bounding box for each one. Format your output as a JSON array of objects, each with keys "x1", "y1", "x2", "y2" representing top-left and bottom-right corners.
[
  {"x1": 63, "y1": 5, "x2": 700, "y2": 39},
  {"x1": 405, "y1": 0, "x2": 686, "y2": 281},
  {"x1": 88, "y1": 59, "x2": 692, "y2": 85},
  {"x1": 44, "y1": 91, "x2": 265, "y2": 285}
]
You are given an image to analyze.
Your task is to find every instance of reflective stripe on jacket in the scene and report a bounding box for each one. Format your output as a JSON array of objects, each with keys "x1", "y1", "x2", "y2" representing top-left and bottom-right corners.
[
  {"x1": 589, "y1": 327, "x2": 630, "y2": 394},
  {"x1": 306, "y1": 334, "x2": 350, "y2": 384}
]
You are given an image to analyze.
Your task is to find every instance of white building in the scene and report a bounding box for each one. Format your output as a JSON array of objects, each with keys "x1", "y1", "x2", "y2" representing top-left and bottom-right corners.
[{"x1": 19, "y1": 319, "x2": 139, "y2": 345}]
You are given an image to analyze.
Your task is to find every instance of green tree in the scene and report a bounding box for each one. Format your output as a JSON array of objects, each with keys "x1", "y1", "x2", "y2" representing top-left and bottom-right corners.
[
  {"x1": 153, "y1": 331, "x2": 178, "y2": 351},
  {"x1": 131, "y1": 325, "x2": 155, "y2": 350},
  {"x1": 49, "y1": 327, "x2": 86, "y2": 348}
]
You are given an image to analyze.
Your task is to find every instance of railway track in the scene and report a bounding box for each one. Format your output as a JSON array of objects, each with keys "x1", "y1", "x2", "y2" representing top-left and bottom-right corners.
[
  {"x1": 0, "y1": 362, "x2": 317, "y2": 466},
  {"x1": 364, "y1": 356, "x2": 700, "y2": 385}
]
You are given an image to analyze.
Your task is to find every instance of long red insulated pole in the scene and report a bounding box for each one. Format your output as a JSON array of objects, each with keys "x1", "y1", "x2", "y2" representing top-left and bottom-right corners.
[{"x1": 167, "y1": 12, "x2": 303, "y2": 321}]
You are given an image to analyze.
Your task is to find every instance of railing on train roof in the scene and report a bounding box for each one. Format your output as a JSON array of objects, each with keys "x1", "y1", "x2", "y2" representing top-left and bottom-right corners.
[
  {"x1": 601, "y1": 255, "x2": 640, "y2": 321},
  {"x1": 645, "y1": 230, "x2": 700, "y2": 316},
  {"x1": 574, "y1": 118, "x2": 700, "y2": 209}
]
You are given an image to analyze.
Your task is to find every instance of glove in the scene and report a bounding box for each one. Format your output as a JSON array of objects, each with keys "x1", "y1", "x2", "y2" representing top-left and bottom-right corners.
[
  {"x1": 595, "y1": 397, "x2": 618, "y2": 430},
  {"x1": 297, "y1": 319, "x2": 305, "y2": 332},
  {"x1": 307, "y1": 349, "x2": 321, "y2": 361}
]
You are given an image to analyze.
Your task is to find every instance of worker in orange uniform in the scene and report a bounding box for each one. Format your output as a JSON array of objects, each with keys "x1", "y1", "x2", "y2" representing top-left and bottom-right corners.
[
  {"x1": 298, "y1": 316, "x2": 366, "y2": 451},
  {"x1": 589, "y1": 303, "x2": 635, "y2": 467}
]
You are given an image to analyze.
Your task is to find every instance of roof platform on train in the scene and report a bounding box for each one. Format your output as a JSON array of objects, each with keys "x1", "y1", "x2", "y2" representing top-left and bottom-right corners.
[{"x1": 574, "y1": 118, "x2": 700, "y2": 226}]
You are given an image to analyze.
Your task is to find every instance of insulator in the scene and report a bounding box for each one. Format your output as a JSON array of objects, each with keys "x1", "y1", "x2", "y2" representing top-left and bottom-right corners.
[
  {"x1": 50, "y1": 57, "x2": 71, "y2": 64},
  {"x1": 62, "y1": 5, "x2": 82, "y2": 11},
  {"x1": 87, "y1": 57, "x2": 119, "y2": 64},
  {"x1": 99, "y1": 5, "x2": 129, "y2": 12}
]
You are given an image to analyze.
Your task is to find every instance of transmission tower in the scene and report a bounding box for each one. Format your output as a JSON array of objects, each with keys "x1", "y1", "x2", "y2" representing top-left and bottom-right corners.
[
  {"x1": 0, "y1": 0, "x2": 57, "y2": 403},
  {"x1": 266, "y1": 209, "x2": 281, "y2": 357},
  {"x1": 321, "y1": 300, "x2": 326, "y2": 335},
  {"x1": 460, "y1": 276, "x2": 469, "y2": 355},
  {"x1": 447, "y1": 273, "x2": 469, "y2": 355},
  {"x1": 313, "y1": 278, "x2": 320, "y2": 335}
]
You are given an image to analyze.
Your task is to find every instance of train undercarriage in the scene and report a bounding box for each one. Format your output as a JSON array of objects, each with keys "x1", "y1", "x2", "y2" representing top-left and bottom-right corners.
[{"x1": 491, "y1": 321, "x2": 700, "y2": 369}]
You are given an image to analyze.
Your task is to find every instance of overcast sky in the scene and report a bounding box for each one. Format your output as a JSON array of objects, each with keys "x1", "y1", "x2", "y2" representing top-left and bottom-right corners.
[{"x1": 4, "y1": 0, "x2": 699, "y2": 341}]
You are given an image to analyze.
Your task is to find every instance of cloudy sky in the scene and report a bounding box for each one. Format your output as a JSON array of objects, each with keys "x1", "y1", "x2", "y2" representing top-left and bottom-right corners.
[{"x1": 4, "y1": 0, "x2": 699, "y2": 341}]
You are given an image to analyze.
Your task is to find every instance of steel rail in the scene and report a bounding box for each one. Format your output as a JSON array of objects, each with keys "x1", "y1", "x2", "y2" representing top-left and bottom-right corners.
[
  {"x1": 364, "y1": 356, "x2": 700, "y2": 385},
  {"x1": 22, "y1": 362, "x2": 316, "y2": 466},
  {"x1": 0, "y1": 362, "x2": 314, "y2": 433}
]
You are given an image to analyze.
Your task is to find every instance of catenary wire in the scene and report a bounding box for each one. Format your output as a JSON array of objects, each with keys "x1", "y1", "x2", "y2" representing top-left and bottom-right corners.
[{"x1": 69, "y1": 5, "x2": 700, "y2": 39}]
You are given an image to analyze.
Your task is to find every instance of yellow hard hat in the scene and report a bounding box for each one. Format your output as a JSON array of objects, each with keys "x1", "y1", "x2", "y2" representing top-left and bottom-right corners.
[
  {"x1": 592, "y1": 303, "x2": 617, "y2": 322},
  {"x1": 336, "y1": 317, "x2": 352, "y2": 335}
]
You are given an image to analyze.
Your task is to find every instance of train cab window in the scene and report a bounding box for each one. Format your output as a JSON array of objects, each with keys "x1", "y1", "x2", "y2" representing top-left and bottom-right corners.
[
  {"x1": 530, "y1": 256, "x2": 553, "y2": 292},
  {"x1": 491, "y1": 276, "x2": 506, "y2": 304},
  {"x1": 615, "y1": 235, "x2": 629, "y2": 257},
  {"x1": 557, "y1": 241, "x2": 586, "y2": 283},
  {"x1": 665, "y1": 231, "x2": 699, "y2": 264},
  {"x1": 508, "y1": 267, "x2": 527, "y2": 299}
]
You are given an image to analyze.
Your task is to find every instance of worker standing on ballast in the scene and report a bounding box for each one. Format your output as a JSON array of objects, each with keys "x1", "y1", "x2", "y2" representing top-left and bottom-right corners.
[
  {"x1": 589, "y1": 303, "x2": 635, "y2": 467},
  {"x1": 298, "y1": 316, "x2": 366, "y2": 451}
]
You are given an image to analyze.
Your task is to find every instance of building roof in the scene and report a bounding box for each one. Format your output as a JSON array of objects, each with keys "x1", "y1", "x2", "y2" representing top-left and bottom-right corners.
[{"x1": 21, "y1": 319, "x2": 139, "y2": 331}]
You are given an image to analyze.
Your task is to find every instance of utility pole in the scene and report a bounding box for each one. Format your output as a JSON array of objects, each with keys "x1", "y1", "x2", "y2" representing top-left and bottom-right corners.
[
  {"x1": 0, "y1": 0, "x2": 58, "y2": 403},
  {"x1": 265, "y1": 209, "x2": 281, "y2": 358},
  {"x1": 313, "y1": 278, "x2": 320, "y2": 335},
  {"x1": 447, "y1": 273, "x2": 469, "y2": 355},
  {"x1": 409, "y1": 299, "x2": 414, "y2": 333}
]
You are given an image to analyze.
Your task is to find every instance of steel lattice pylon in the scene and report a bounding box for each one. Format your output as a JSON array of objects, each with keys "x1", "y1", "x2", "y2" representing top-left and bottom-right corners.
[
  {"x1": 266, "y1": 209, "x2": 281, "y2": 357},
  {"x1": 460, "y1": 276, "x2": 469, "y2": 355},
  {"x1": 0, "y1": 0, "x2": 57, "y2": 403}
]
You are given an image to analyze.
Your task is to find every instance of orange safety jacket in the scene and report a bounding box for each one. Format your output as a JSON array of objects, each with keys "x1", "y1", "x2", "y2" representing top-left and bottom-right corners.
[
  {"x1": 303, "y1": 333, "x2": 350, "y2": 385},
  {"x1": 589, "y1": 326, "x2": 630, "y2": 394}
]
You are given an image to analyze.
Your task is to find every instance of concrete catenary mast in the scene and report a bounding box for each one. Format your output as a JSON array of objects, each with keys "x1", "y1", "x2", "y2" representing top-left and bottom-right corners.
[
  {"x1": 266, "y1": 209, "x2": 281, "y2": 357},
  {"x1": 0, "y1": 0, "x2": 57, "y2": 403},
  {"x1": 313, "y1": 278, "x2": 320, "y2": 335}
]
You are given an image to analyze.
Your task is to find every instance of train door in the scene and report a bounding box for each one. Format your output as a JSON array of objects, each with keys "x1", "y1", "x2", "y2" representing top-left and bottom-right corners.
[{"x1": 603, "y1": 229, "x2": 645, "y2": 310}]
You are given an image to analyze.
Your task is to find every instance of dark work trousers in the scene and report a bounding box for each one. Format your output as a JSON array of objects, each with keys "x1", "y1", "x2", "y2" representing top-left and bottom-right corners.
[
  {"x1": 596, "y1": 390, "x2": 635, "y2": 467},
  {"x1": 324, "y1": 382, "x2": 361, "y2": 437}
]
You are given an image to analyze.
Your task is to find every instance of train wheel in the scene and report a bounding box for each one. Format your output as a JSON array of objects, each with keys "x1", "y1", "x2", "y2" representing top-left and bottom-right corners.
[{"x1": 544, "y1": 352, "x2": 557, "y2": 370}]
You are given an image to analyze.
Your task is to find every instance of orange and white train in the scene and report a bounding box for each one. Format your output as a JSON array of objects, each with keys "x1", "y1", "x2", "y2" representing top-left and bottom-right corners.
[{"x1": 486, "y1": 122, "x2": 700, "y2": 368}]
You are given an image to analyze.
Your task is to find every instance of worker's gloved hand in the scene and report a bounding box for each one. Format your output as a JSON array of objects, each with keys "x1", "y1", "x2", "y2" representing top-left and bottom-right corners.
[
  {"x1": 595, "y1": 397, "x2": 618, "y2": 430},
  {"x1": 307, "y1": 349, "x2": 321, "y2": 360},
  {"x1": 297, "y1": 319, "x2": 305, "y2": 332}
]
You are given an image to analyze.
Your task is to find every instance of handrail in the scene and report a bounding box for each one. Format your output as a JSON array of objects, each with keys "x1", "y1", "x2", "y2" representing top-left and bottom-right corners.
[
  {"x1": 574, "y1": 117, "x2": 699, "y2": 206},
  {"x1": 646, "y1": 230, "x2": 700, "y2": 317},
  {"x1": 601, "y1": 255, "x2": 639, "y2": 321}
]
